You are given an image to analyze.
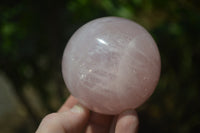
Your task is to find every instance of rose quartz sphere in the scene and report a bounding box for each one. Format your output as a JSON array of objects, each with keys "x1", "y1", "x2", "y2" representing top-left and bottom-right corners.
[{"x1": 62, "y1": 17, "x2": 161, "y2": 114}]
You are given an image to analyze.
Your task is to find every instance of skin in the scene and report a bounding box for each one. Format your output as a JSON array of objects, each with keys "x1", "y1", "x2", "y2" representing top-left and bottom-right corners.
[{"x1": 36, "y1": 95, "x2": 139, "y2": 133}]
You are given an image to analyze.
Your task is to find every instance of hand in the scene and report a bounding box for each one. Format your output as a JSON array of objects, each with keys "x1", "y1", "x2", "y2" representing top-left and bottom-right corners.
[{"x1": 36, "y1": 95, "x2": 139, "y2": 133}]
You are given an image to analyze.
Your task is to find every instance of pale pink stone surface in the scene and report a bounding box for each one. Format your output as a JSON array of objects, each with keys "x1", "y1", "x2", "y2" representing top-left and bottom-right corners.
[{"x1": 62, "y1": 17, "x2": 161, "y2": 115}]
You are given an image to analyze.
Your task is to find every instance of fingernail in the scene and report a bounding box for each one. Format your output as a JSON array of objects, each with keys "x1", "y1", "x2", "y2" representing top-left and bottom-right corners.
[{"x1": 70, "y1": 104, "x2": 84, "y2": 113}]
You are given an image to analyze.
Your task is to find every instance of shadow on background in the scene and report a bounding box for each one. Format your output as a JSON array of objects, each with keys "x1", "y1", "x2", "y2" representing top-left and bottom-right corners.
[{"x1": 0, "y1": 0, "x2": 200, "y2": 133}]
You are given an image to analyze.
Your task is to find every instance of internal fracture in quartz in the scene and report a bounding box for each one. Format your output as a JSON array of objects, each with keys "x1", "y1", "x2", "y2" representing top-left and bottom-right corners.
[{"x1": 62, "y1": 17, "x2": 161, "y2": 114}]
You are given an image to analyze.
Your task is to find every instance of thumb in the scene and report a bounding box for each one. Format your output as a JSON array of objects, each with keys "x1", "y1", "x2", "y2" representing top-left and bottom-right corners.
[{"x1": 36, "y1": 104, "x2": 90, "y2": 133}]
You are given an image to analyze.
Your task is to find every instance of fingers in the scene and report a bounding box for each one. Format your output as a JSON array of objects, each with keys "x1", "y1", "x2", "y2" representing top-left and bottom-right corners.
[
  {"x1": 85, "y1": 112, "x2": 114, "y2": 133},
  {"x1": 115, "y1": 110, "x2": 139, "y2": 133},
  {"x1": 36, "y1": 104, "x2": 90, "y2": 133},
  {"x1": 36, "y1": 95, "x2": 139, "y2": 133},
  {"x1": 58, "y1": 95, "x2": 78, "y2": 112}
]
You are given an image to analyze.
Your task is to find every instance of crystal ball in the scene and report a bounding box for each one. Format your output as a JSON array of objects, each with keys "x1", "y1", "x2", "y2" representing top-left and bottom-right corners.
[{"x1": 62, "y1": 17, "x2": 161, "y2": 114}]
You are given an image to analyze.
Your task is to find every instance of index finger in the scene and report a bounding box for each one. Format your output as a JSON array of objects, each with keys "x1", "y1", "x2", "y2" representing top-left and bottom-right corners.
[{"x1": 115, "y1": 110, "x2": 139, "y2": 133}]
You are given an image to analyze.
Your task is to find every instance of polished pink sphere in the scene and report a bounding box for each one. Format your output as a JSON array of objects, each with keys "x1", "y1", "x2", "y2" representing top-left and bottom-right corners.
[{"x1": 62, "y1": 17, "x2": 161, "y2": 114}]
